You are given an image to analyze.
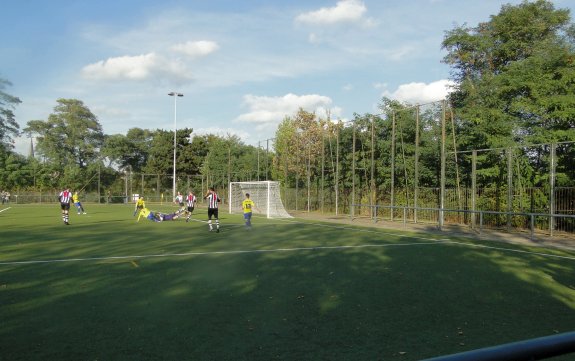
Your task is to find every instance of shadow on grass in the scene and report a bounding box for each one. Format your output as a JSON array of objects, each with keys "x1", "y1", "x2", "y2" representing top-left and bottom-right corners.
[{"x1": 1, "y1": 210, "x2": 575, "y2": 360}]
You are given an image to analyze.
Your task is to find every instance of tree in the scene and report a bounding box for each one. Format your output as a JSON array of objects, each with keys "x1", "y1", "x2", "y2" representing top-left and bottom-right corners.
[
  {"x1": 442, "y1": 0, "x2": 575, "y2": 186},
  {"x1": 0, "y1": 78, "x2": 21, "y2": 150},
  {"x1": 102, "y1": 128, "x2": 153, "y2": 171},
  {"x1": 25, "y1": 99, "x2": 104, "y2": 169}
]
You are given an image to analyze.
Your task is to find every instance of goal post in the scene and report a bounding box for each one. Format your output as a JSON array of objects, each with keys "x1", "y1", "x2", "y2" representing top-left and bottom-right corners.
[{"x1": 229, "y1": 181, "x2": 292, "y2": 218}]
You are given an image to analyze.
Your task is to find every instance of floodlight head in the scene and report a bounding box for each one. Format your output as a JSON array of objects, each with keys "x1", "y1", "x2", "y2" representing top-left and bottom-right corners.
[{"x1": 168, "y1": 92, "x2": 184, "y2": 97}]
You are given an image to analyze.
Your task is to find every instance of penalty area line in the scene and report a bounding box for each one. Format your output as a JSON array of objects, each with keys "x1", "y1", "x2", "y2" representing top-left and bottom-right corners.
[
  {"x1": 0, "y1": 207, "x2": 11, "y2": 213},
  {"x1": 0, "y1": 241, "x2": 449, "y2": 266}
]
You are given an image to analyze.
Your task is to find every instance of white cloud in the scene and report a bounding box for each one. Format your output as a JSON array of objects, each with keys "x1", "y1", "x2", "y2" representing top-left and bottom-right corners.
[
  {"x1": 381, "y1": 79, "x2": 454, "y2": 104},
  {"x1": 235, "y1": 93, "x2": 334, "y2": 125},
  {"x1": 81, "y1": 53, "x2": 193, "y2": 84},
  {"x1": 295, "y1": 0, "x2": 367, "y2": 25},
  {"x1": 171, "y1": 40, "x2": 219, "y2": 58},
  {"x1": 193, "y1": 126, "x2": 250, "y2": 140}
]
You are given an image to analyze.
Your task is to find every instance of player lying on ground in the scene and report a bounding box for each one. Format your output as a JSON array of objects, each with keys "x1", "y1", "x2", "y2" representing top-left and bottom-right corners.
[
  {"x1": 158, "y1": 209, "x2": 185, "y2": 221},
  {"x1": 137, "y1": 208, "x2": 185, "y2": 222}
]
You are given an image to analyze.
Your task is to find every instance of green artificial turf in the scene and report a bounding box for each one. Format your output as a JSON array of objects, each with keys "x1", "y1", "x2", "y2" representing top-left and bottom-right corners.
[{"x1": 1, "y1": 204, "x2": 574, "y2": 360}]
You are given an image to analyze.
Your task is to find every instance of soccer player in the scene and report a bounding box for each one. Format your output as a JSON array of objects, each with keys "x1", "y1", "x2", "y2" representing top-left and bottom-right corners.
[
  {"x1": 58, "y1": 188, "x2": 72, "y2": 225},
  {"x1": 185, "y1": 191, "x2": 197, "y2": 222},
  {"x1": 134, "y1": 196, "x2": 146, "y2": 216},
  {"x1": 158, "y1": 208, "x2": 185, "y2": 221},
  {"x1": 175, "y1": 192, "x2": 184, "y2": 210},
  {"x1": 137, "y1": 207, "x2": 160, "y2": 222},
  {"x1": 72, "y1": 191, "x2": 86, "y2": 215},
  {"x1": 241, "y1": 193, "x2": 259, "y2": 229},
  {"x1": 204, "y1": 187, "x2": 221, "y2": 232}
]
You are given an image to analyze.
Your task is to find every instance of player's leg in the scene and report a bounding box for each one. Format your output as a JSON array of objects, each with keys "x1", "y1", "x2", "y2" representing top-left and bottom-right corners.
[
  {"x1": 61, "y1": 204, "x2": 66, "y2": 224},
  {"x1": 62, "y1": 204, "x2": 70, "y2": 225},
  {"x1": 214, "y1": 209, "x2": 220, "y2": 232},
  {"x1": 207, "y1": 209, "x2": 214, "y2": 231}
]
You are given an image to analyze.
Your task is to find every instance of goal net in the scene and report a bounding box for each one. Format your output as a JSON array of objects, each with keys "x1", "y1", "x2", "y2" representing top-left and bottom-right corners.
[{"x1": 229, "y1": 181, "x2": 292, "y2": 218}]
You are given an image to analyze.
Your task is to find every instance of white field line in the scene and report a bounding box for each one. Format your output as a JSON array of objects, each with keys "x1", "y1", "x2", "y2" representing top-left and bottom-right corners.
[
  {"x1": 0, "y1": 241, "x2": 448, "y2": 266},
  {"x1": 0, "y1": 207, "x2": 11, "y2": 213}
]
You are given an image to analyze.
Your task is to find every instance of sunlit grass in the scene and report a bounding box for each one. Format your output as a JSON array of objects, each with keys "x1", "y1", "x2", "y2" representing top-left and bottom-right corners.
[{"x1": 1, "y1": 203, "x2": 575, "y2": 360}]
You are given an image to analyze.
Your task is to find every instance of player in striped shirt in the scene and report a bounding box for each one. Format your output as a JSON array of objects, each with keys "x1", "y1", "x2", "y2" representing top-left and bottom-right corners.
[
  {"x1": 185, "y1": 191, "x2": 197, "y2": 222},
  {"x1": 58, "y1": 188, "x2": 72, "y2": 225},
  {"x1": 204, "y1": 187, "x2": 221, "y2": 232},
  {"x1": 175, "y1": 192, "x2": 184, "y2": 210}
]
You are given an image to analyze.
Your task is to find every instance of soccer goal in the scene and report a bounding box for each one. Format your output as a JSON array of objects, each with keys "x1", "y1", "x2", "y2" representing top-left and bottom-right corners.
[{"x1": 229, "y1": 181, "x2": 292, "y2": 218}]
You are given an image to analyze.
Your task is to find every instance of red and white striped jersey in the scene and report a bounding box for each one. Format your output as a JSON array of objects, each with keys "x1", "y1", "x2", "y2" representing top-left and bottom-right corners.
[
  {"x1": 59, "y1": 190, "x2": 71, "y2": 204},
  {"x1": 186, "y1": 194, "x2": 196, "y2": 207},
  {"x1": 205, "y1": 192, "x2": 220, "y2": 209}
]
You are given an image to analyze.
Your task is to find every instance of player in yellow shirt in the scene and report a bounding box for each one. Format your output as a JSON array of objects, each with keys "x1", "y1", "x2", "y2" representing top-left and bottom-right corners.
[
  {"x1": 137, "y1": 207, "x2": 160, "y2": 222},
  {"x1": 134, "y1": 196, "x2": 146, "y2": 216},
  {"x1": 72, "y1": 191, "x2": 86, "y2": 215},
  {"x1": 241, "y1": 193, "x2": 259, "y2": 229}
]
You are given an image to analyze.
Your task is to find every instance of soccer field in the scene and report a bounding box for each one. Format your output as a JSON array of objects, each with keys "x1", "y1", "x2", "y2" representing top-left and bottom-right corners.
[{"x1": 1, "y1": 204, "x2": 575, "y2": 360}]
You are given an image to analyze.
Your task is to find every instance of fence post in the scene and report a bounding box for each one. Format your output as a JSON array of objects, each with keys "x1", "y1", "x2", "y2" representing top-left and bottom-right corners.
[
  {"x1": 403, "y1": 207, "x2": 407, "y2": 227},
  {"x1": 507, "y1": 148, "x2": 513, "y2": 231},
  {"x1": 351, "y1": 122, "x2": 356, "y2": 219},
  {"x1": 439, "y1": 100, "x2": 446, "y2": 230},
  {"x1": 550, "y1": 143, "x2": 556, "y2": 236},
  {"x1": 414, "y1": 105, "x2": 420, "y2": 224},
  {"x1": 391, "y1": 111, "x2": 395, "y2": 222},
  {"x1": 530, "y1": 214, "x2": 535, "y2": 241},
  {"x1": 471, "y1": 150, "x2": 477, "y2": 229}
]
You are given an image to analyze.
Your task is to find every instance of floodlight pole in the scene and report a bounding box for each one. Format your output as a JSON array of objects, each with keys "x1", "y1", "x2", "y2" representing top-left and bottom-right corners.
[{"x1": 168, "y1": 92, "x2": 184, "y2": 201}]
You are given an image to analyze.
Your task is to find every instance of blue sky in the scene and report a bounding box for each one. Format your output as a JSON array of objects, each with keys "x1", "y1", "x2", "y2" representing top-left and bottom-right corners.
[{"x1": 3, "y1": 0, "x2": 574, "y2": 155}]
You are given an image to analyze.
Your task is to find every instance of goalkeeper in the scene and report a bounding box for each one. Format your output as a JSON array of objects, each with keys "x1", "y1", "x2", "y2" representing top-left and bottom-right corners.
[
  {"x1": 134, "y1": 196, "x2": 146, "y2": 216},
  {"x1": 137, "y1": 207, "x2": 160, "y2": 222},
  {"x1": 241, "y1": 193, "x2": 260, "y2": 229}
]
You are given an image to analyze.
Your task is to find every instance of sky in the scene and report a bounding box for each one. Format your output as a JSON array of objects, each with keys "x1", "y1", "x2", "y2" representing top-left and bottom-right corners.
[{"x1": 2, "y1": 0, "x2": 574, "y2": 156}]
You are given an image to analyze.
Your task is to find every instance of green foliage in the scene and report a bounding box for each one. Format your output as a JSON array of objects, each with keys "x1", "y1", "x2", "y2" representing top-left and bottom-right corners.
[
  {"x1": 0, "y1": 78, "x2": 21, "y2": 150},
  {"x1": 102, "y1": 128, "x2": 153, "y2": 171},
  {"x1": 25, "y1": 99, "x2": 104, "y2": 169},
  {"x1": 443, "y1": 0, "x2": 575, "y2": 187}
]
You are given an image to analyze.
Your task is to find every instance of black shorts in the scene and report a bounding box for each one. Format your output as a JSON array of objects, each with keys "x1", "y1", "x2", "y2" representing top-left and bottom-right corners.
[
  {"x1": 187, "y1": 206, "x2": 194, "y2": 213},
  {"x1": 60, "y1": 203, "x2": 70, "y2": 211},
  {"x1": 207, "y1": 208, "x2": 219, "y2": 219}
]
